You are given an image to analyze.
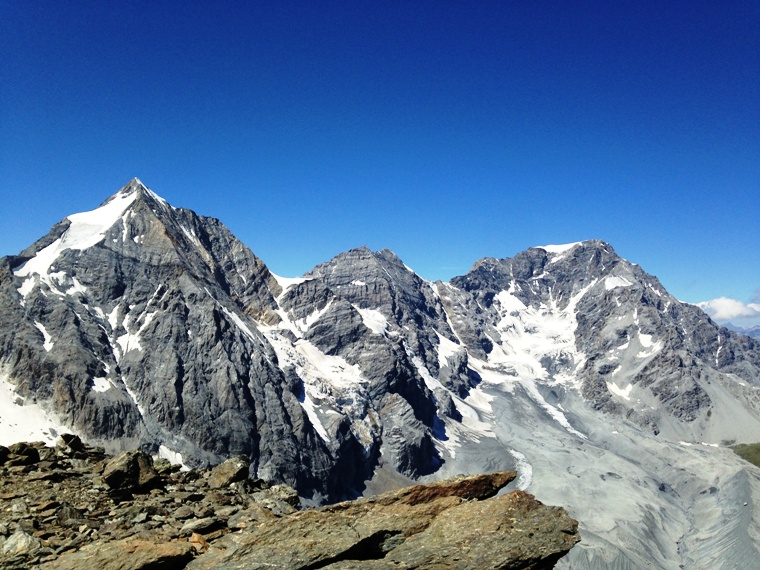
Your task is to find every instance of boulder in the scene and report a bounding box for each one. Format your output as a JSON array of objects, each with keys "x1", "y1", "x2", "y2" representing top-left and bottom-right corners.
[
  {"x1": 2, "y1": 529, "x2": 41, "y2": 556},
  {"x1": 5, "y1": 442, "x2": 40, "y2": 466},
  {"x1": 57, "y1": 434, "x2": 85, "y2": 454},
  {"x1": 101, "y1": 450, "x2": 160, "y2": 492},
  {"x1": 207, "y1": 456, "x2": 249, "y2": 489}
]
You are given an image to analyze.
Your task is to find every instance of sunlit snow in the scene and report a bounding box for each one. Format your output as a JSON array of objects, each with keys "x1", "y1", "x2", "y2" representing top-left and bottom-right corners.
[
  {"x1": 34, "y1": 322, "x2": 54, "y2": 351},
  {"x1": 607, "y1": 381, "x2": 633, "y2": 400},
  {"x1": 604, "y1": 275, "x2": 633, "y2": 290},
  {"x1": 435, "y1": 331, "x2": 461, "y2": 369},
  {"x1": 221, "y1": 306, "x2": 259, "y2": 343},
  {"x1": 356, "y1": 307, "x2": 388, "y2": 335},
  {"x1": 14, "y1": 190, "x2": 138, "y2": 284},
  {"x1": 91, "y1": 377, "x2": 112, "y2": 392},
  {"x1": 300, "y1": 394, "x2": 330, "y2": 442},
  {"x1": 271, "y1": 273, "x2": 309, "y2": 302},
  {"x1": 508, "y1": 448, "x2": 533, "y2": 490},
  {"x1": 157, "y1": 444, "x2": 189, "y2": 470},
  {"x1": 0, "y1": 373, "x2": 72, "y2": 446},
  {"x1": 538, "y1": 242, "x2": 583, "y2": 254},
  {"x1": 539, "y1": 242, "x2": 583, "y2": 264},
  {"x1": 636, "y1": 332, "x2": 663, "y2": 358}
]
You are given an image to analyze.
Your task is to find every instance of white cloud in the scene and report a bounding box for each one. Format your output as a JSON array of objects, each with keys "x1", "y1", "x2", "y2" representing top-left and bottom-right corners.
[{"x1": 696, "y1": 297, "x2": 760, "y2": 322}]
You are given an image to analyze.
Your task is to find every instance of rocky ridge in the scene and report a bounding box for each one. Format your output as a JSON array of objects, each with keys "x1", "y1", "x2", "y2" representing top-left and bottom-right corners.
[{"x1": 0, "y1": 437, "x2": 579, "y2": 569}]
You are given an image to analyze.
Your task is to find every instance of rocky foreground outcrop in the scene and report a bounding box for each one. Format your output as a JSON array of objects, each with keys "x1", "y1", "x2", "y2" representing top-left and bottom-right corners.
[{"x1": 0, "y1": 437, "x2": 579, "y2": 569}]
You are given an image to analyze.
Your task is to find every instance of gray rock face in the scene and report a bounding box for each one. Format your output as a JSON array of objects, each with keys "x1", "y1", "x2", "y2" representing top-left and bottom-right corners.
[
  {"x1": 2, "y1": 182, "x2": 760, "y2": 567},
  {"x1": 0, "y1": 180, "x2": 340, "y2": 499},
  {"x1": 449, "y1": 240, "x2": 760, "y2": 437}
]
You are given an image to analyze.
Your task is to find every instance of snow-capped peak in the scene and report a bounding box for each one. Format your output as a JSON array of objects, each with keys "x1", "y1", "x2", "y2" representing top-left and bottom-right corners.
[
  {"x1": 14, "y1": 188, "x2": 139, "y2": 281},
  {"x1": 126, "y1": 178, "x2": 170, "y2": 208},
  {"x1": 536, "y1": 242, "x2": 583, "y2": 255},
  {"x1": 13, "y1": 179, "x2": 175, "y2": 287}
]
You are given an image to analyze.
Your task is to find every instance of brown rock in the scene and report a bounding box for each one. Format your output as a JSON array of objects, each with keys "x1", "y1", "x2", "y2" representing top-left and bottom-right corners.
[
  {"x1": 40, "y1": 537, "x2": 195, "y2": 570},
  {"x1": 190, "y1": 532, "x2": 209, "y2": 553},
  {"x1": 188, "y1": 471, "x2": 580, "y2": 570},
  {"x1": 57, "y1": 434, "x2": 85, "y2": 453},
  {"x1": 383, "y1": 490, "x2": 580, "y2": 569},
  {"x1": 5, "y1": 442, "x2": 40, "y2": 466},
  {"x1": 207, "y1": 456, "x2": 249, "y2": 489},
  {"x1": 101, "y1": 451, "x2": 161, "y2": 492}
]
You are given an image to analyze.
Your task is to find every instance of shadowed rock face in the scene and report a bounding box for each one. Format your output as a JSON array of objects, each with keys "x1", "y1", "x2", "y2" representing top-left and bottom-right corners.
[{"x1": 0, "y1": 441, "x2": 579, "y2": 569}]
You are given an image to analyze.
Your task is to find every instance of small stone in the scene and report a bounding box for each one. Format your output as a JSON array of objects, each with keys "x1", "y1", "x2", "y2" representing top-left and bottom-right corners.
[
  {"x1": 250, "y1": 484, "x2": 300, "y2": 515},
  {"x1": 173, "y1": 505, "x2": 194, "y2": 519},
  {"x1": 11, "y1": 498, "x2": 29, "y2": 515},
  {"x1": 58, "y1": 503, "x2": 85, "y2": 524},
  {"x1": 2, "y1": 529, "x2": 42, "y2": 555},
  {"x1": 153, "y1": 458, "x2": 175, "y2": 475},
  {"x1": 179, "y1": 517, "x2": 222, "y2": 535},
  {"x1": 215, "y1": 505, "x2": 240, "y2": 518},
  {"x1": 190, "y1": 532, "x2": 209, "y2": 553},
  {"x1": 194, "y1": 505, "x2": 215, "y2": 518},
  {"x1": 227, "y1": 505, "x2": 276, "y2": 529}
]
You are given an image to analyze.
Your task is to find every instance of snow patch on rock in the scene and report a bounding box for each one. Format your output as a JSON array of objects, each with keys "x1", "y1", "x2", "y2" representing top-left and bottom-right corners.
[
  {"x1": 0, "y1": 372, "x2": 72, "y2": 446},
  {"x1": 356, "y1": 307, "x2": 388, "y2": 335},
  {"x1": 14, "y1": 190, "x2": 138, "y2": 284},
  {"x1": 605, "y1": 275, "x2": 633, "y2": 290},
  {"x1": 34, "y1": 322, "x2": 54, "y2": 352}
]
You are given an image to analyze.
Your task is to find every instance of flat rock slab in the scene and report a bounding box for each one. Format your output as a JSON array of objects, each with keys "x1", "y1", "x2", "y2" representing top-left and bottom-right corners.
[
  {"x1": 188, "y1": 472, "x2": 580, "y2": 570},
  {"x1": 41, "y1": 537, "x2": 195, "y2": 570}
]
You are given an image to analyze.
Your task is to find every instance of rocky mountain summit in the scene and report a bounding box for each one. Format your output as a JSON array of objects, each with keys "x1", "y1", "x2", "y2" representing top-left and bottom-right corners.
[
  {"x1": 0, "y1": 437, "x2": 579, "y2": 569},
  {"x1": 2, "y1": 179, "x2": 760, "y2": 568}
]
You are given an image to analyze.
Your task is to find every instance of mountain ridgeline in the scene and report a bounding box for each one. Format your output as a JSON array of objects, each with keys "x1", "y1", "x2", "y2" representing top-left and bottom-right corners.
[{"x1": 2, "y1": 179, "x2": 760, "y2": 569}]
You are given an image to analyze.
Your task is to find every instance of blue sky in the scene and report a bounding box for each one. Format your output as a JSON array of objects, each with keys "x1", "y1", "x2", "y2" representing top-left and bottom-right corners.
[{"x1": 1, "y1": 1, "x2": 758, "y2": 325}]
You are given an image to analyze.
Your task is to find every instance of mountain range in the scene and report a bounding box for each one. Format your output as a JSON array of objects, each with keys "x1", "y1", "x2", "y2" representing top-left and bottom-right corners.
[
  {"x1": 2, "y1": 179, "x2": 760, "y2": 569},
  {"x1": 725, "y1": 323, "x2": 760, "y2": 339}
]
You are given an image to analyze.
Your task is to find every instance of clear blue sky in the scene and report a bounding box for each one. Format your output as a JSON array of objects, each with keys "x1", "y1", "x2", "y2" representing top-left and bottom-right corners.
[{"x1": 1, "y1": 1, "x2": 758, "y2": 322}]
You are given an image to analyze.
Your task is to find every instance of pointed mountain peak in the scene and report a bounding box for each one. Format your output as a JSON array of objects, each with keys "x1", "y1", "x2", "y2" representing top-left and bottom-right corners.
[
  {"x1": 12, "y1": 180, "x2": 176, "y2": 280},
  {"x1": 127, "y1": 176, "x2": 146, "y2": 189},
  {"x1": 112, "y1": 178, "x2": 170, "y2": 208}
]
